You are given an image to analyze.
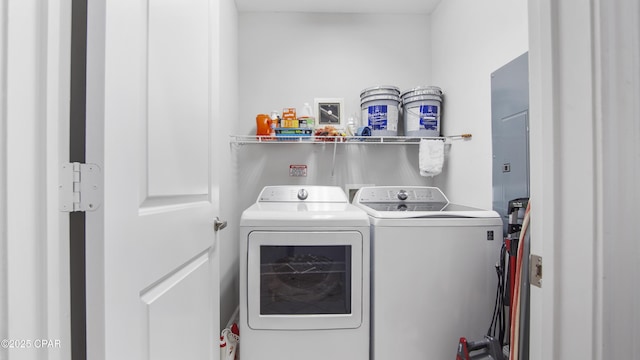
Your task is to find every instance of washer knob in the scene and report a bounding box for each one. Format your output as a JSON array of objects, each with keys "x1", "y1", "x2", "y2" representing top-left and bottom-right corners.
[
  {"x1": 397, "y1": 190, "x2": 408, "y2": 201},
  {"x1": 297, "y1": 188, "x2": 308, "y2": 200}
]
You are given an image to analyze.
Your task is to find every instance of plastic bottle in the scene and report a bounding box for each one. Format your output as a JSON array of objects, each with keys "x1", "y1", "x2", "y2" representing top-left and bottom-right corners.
[
  {"x1": 256, "y1": 114, "x2": 272, "y2": 136},
  {"x1": 302, "y1": 103, "x2": 313, "y2": 117},
  {"x1": 346, "y1": 116, "x2": 356, "y2": 136},
  {"x1": 301, "y1": 103, "x2": 315, "y2": 128},
  {"x1": 270, "y1": 111, "x2": 280, "y2": 129}
]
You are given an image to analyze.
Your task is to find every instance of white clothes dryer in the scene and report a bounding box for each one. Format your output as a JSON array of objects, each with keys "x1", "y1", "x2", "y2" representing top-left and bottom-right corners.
[
  {"x1": 240, "y1": 186, "x2": 370, "y2": 360},
  {"x1": 353, "y1": 186, "x2": 503, "y2": 360}
]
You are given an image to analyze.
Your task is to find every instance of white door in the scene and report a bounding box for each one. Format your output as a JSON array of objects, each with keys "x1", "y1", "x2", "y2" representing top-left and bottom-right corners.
[{"x1": 84, "y1": 1, "x2": 221, "y2": 359}]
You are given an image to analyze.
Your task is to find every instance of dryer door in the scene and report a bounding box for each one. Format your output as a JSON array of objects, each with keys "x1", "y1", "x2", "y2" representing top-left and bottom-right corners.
[{"x1": 247, "y1": 231, "x2": 363, "y2": 330}]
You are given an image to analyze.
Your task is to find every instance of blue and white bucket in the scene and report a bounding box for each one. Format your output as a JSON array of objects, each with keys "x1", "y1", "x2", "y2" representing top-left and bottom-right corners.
[
  {"x1": 401, "y1": 86, "x2": 443, "y2": 137},
  {"x1": 360, "y1": 86, "x2": 401, "y2": 136}
]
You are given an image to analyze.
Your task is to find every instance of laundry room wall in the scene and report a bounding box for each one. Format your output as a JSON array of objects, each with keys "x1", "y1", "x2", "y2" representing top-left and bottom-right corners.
[
  {"x1": 430, "y1": 0, "x2": 529, "y2": 209},
  {"x1": 231, "y1": 143, "x2": 445, "y2": 208},
  {"x1": 237, "y1": 12, "x2": 432, "y2": 136}
]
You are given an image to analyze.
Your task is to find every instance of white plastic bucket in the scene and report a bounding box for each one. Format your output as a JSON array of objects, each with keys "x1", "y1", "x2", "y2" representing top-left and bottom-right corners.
[
  {"x1": 360, "y1": 86, "x2": 401, "y2": 136},
  {"x1": 401, "y1": 86, "x2": 443, "y2": 137}
]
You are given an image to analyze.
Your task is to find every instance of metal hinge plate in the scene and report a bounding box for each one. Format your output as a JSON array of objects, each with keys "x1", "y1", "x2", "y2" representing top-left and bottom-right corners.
[
  {"x1": 59, "y1": 162, "x2": 102, "y2": 212},
  {"x1": 530, "y1": 254, "x2": 542, "y2": 287}
]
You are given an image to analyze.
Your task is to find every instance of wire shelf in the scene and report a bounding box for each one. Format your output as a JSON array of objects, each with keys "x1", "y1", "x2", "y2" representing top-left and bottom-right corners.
[{"x1": 230, "y1": 134, "x2": 471, "y2": 145}]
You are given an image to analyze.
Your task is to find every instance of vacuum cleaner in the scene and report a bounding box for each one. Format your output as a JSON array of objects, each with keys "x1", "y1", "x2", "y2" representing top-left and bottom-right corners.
[{"x1": 456, "y1": 198, "x2": 531, "y2": 360}]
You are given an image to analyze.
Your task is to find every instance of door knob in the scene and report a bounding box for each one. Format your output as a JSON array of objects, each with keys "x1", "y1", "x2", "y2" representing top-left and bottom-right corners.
[{"x1": 214, "y1": 217, "x2": 227, "y2": 231}]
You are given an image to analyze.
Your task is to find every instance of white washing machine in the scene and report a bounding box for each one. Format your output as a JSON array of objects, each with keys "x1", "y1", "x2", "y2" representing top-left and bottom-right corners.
[
  {"x1": 352, "y1": 186, "x2": 503, "y2": 360},
  {"x1": 240, "y1": 186, "x2": 370, "y2": 360}
]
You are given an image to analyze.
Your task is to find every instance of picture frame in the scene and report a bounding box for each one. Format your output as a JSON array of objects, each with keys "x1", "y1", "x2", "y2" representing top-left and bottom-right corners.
[{"x1": 314, "y1": 98, "x2": 345, "y2": 128}]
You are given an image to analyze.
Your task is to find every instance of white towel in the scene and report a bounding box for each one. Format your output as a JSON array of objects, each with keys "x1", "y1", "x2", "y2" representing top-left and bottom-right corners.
[{"x1": 419, "y1": 139, "x2": 444, "y2": 177}]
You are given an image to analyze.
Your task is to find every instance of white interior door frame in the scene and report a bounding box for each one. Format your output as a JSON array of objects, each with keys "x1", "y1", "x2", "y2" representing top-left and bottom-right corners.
[
  {"x1": 594, "y1": 1, "x2": 640, "y2": 358},
  {"x1": 0, "y1": 1, "x2": 71, "y2": 360},
  {"x1": 529, "y1": 0, "x2": 600, "y2": 358},
  {"x1": 529, "y1": 0, "x2": 640, "y2": 359}
]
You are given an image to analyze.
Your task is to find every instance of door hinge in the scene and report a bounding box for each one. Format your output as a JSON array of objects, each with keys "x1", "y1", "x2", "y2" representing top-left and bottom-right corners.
[
  {"x1": 59, "y1": 162, "x2": 102, "y2": 212},
  {"x1": 530, "y1": 254, "x2": 542, "y2": 287}
]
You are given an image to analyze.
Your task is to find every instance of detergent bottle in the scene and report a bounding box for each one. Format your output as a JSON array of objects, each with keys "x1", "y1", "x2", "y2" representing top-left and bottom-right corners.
[{"x1": 256, "y1": 114, "x2": 272, "y2": 136}]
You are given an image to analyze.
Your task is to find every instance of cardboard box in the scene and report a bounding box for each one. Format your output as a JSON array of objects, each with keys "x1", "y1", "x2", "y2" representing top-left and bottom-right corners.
[
  {"x1": 282, "y1": 119, "x2": 299, "y2": 128},
  {"x1": 282, "y1": 108, "x2": 297, "y2": 120}
]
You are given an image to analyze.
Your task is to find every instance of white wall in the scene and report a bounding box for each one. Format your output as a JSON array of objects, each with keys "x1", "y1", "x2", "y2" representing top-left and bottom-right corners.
[
  {"x1": 231, "y1": 143, "x2": 445, "y2": 214},
  {"x1": 238, "y1": 12, "x2": 432, "y2": 135},
  {"x1": 216, "y1": 0, "x2": 240, "y2": 329},
  {"x1": 430, "y1": 0, "x2": 529, "y2": 208}
]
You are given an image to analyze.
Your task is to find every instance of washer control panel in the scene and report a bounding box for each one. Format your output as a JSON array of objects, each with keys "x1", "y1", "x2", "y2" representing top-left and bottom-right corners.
[{"x1": 355, "y1": 186, "x2": 449, "y2": 204}]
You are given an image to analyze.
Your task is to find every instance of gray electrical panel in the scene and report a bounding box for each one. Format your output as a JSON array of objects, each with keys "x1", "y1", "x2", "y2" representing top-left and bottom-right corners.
[{"x1": 491, "y1": 52, "x2": 530, "y2": 235}]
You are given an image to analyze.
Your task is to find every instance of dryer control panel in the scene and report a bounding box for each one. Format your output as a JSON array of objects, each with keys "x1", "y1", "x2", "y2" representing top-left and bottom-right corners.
[{"x1": 257, "y1": 186, "x2": 348, "y2": 203}]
